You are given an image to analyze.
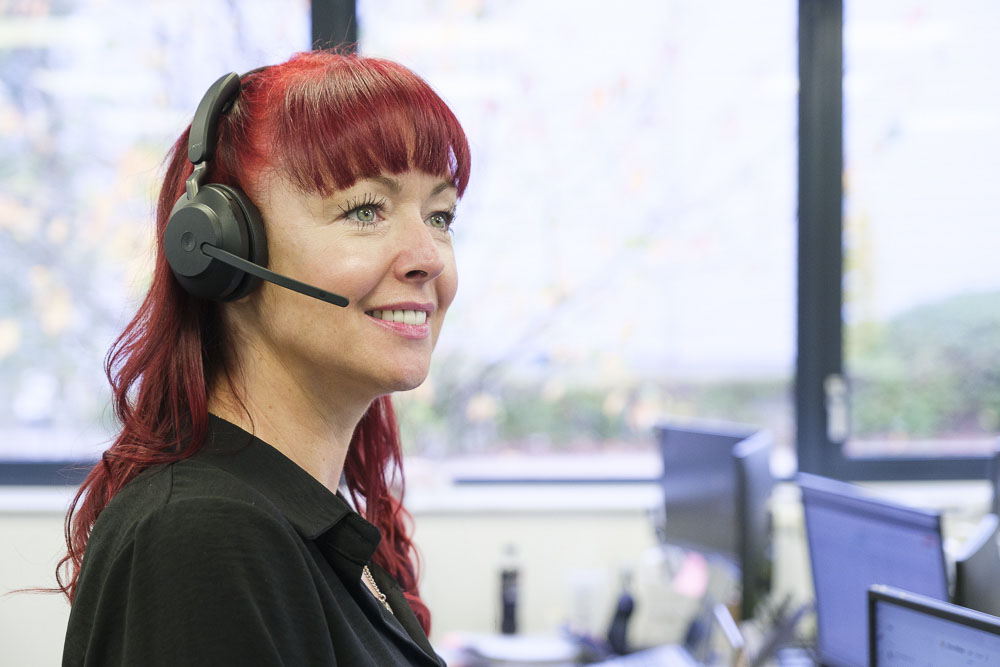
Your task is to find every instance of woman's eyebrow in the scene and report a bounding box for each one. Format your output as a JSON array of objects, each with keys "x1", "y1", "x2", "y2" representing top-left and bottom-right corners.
[
  {"x1": 370, "y1": 175, "x2": 402, "y2": 194},
  {"x1": 431, "y1": 181, "x2": 456, "y2": 196},
  {"x1": 365, "y1": 176, "x2": 456, "y2": 197}
]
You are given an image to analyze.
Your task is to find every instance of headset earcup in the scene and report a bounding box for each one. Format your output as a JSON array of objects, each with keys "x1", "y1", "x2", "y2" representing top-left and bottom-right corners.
[
  {"x1": 212, "y1": 184, "x2": 268, "y2": 301},
  {"x1": 164, "y1": 185, "x2": 255, "y2": 301}
]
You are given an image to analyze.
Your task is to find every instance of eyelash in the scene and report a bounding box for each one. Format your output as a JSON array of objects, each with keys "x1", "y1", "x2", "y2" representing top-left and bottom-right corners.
[
  {"x1": 338, "y1": 194, "x2": 387, "y2": 229},
  {"x1": 337, "y1": 195, "x2": 457, "y2": 233}
]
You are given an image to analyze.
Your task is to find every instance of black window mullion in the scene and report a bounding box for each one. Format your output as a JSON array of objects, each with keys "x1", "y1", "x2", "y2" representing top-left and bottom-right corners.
[
  {"x1": 796, "y1": 0, "x2": 844, "y2": 477},
  {"x1": 312, "y1": 0, "x2": 357, "y2": 51}
]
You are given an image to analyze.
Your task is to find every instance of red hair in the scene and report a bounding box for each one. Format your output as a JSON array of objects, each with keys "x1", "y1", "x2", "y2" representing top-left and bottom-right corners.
[{"x1": 57, "y1": 51, "x2": 471, "y2": 636}]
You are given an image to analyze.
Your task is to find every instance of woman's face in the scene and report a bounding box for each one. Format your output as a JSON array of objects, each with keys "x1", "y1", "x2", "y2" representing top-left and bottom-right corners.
[{"x1": 232, "y1": 169, "x2": 459, "y2": 403}]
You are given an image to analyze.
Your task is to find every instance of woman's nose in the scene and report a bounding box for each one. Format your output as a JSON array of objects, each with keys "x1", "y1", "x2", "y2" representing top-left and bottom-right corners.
[{"x1": 396, "y1": 217, "x2": 446, "y2": 282}]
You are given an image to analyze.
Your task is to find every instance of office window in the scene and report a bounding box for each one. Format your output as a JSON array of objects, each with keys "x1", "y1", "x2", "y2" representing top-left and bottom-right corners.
[
  {"x1": 842, "y1": 1, "x2": 1000, "y2": 460},
  {"x1": 358, "y1": 1, "x2": 798, "y2": 461},
  {"x1": 0, "y1": 1, "x2": 309, "y2": 467}
]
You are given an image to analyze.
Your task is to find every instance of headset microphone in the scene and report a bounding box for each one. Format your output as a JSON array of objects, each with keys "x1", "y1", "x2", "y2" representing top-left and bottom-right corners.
[
  {"x1": 200, "y1": 244, "x2": 349, "y2": 307},
  {"x1": 163, "y1": 71, "x2": 350, "y2": 308}
]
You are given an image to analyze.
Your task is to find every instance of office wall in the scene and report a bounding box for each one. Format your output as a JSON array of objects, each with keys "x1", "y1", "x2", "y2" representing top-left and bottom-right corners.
[
  {"x1": 413, "y1": 490, "x2": 681, "y2": 646},
  {"x1": 7, "y1": 481, "x2": 980, "y2": 666},
  {"x1": 0, "y1": 486, "x2": 668, "y2": 665},
  {"x1": 0, "y1": 508, "x2": 69, "y2": 666}
]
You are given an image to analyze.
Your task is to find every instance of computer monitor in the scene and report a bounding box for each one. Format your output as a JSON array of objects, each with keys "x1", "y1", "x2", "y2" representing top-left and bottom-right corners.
[
  {"x1": 798, "y1": 473, "x2": 949, "y2": 667},
  {"x1": 733, "y1": 430, "x2": 774, "y2": 622},
  {"x1": 655, "y1": 422, "x2": 774, "y2": 621},
  {"x1": 954, "y1": 513, "x2": 1000, "y2": 617},
  {"x1": 869, "y1": 584, "x2": 1000, "y2": 666}
]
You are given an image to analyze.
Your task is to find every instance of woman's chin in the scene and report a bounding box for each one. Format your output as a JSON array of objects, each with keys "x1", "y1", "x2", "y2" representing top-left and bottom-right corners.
[{"x1": 384, "y1": 367, "x2": 432, "y2": 394}]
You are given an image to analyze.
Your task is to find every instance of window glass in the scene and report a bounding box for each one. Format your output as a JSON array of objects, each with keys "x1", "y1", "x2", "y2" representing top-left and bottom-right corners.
[
  {"x1": 0, "y1": 1, "x2": 309, "y2": 462},
  {"x1": 843, "y1": 1, "x2": 1000, "y2": 458},
  {"x1": 358, "y1": 1, "x2": 798, "y2": 463}
]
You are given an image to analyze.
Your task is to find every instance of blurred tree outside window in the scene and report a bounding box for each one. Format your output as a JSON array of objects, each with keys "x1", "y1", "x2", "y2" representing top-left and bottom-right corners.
[
  {"x1": 2, "y1": 0, "x2": 802, "y2": 472},
  {"x1": 842, "y1": 0, "x2": 1000, "y2": 459},
  {"x1": 0, "y1": 0, "x2": 310, "y2": 463},
  {"x1": 358, "y1": 0, "x2": 798, "y2": 463},
  {"x1": 3, "y1": 1, "x2": 988, "y2": 474}
]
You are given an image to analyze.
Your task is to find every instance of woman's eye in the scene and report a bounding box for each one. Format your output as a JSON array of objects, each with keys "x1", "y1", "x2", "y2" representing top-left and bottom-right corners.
[
  {"x1": 339, "y1": 196, "x2": 386, "y2": 228},
  {"x1": 349, "y1": 206, "x2": 378, "y2": 224},
  {"x1": 427, "y1": 212, "x2": 454, "y2": 230}
]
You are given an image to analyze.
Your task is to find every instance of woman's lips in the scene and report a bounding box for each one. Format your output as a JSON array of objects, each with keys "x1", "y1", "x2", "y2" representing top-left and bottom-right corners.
[
  {"x1": 365, "y1": 308, "x2": 432, "y2": 339},
  {"x1": 366, "y1": 309, "x2": 428, "y2": 325}
]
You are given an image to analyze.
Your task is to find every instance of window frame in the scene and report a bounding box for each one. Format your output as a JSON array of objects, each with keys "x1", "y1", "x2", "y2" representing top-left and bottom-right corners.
[
  {"x1": 4, "y1": 0, "x2": 990, "y2": 485},
  {"x1": 795, "y1": 0, "x2": 992, "y2": 481}
]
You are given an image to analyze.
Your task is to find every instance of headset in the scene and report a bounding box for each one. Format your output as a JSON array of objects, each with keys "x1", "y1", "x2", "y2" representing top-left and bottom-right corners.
[{"x1": 163, "y1": 72, "x2": 349, "y2": 307}]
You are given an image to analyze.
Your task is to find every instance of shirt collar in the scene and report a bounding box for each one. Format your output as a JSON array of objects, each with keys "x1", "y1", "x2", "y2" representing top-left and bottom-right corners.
[{"x1": 197, "y1": 414, "x2": 381, "y2": 564}]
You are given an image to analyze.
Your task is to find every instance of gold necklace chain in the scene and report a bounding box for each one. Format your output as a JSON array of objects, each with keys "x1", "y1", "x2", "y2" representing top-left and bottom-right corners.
[{"x1": 363, "y1": 565, "x2": 393, "y2": 614}]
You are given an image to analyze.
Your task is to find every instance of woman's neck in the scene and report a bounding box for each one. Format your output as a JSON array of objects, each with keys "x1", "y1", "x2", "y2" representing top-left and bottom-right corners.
[{"x1": 207, "y1": 366, "x2": 372, "y2": 493}]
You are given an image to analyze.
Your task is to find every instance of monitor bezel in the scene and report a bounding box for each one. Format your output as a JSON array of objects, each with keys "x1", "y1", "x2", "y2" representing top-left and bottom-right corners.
[
  {"x1": 798, "y1": 473, "x2": 949, "y2": 666},
  {"x1": 868, "y1": 584, "x2": 1000, "y2": 666},
  {"x1": 655, "y1": 420, "x2": 775, "y2": 621},
  {"x1": 656, "y1": 420, "x2": 759, "y2": 559},
  {"x1": 733, "y1": 428, "x2": 775, "y2": 620}
]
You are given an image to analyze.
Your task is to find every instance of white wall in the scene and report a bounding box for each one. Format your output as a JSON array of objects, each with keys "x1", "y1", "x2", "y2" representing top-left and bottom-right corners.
[
  {"x1": 411, "y1": 485, "x2": 669, "y2": 644},
  {"x1": 0, "y1": 496, "x2": 72, "y2": 667},
  {"x1": 0, "y1": 485, "x2": 670, "y2": 666},
  {"x1": 0, "y1": 483, "x2": 766, "y2": 665},
  {"x1": 2, "y1": 481, "x2": 988, "y2": 666}
]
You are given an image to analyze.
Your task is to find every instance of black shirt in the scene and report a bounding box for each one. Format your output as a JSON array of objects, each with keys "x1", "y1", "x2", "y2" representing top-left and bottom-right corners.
[{"x1": 63, "y1": 415, "x2": 445, "y2": 666}]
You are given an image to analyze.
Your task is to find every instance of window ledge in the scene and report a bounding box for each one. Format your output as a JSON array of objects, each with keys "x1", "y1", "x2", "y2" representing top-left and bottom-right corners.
[
  {"x1": 0, "y1": 486, "x2": 77, "y2": 514},
  {"x1": 406, "y1": 481, "x2": 662, "y2": 515}
]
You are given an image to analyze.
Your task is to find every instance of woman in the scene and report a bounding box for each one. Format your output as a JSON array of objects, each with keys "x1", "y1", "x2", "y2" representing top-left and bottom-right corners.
[{"x1": 59, "y1": 50, "x2": 470, "y2": 666}]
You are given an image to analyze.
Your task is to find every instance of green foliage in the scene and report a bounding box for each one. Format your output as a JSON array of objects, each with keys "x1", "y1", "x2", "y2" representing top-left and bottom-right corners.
[
  {"x1": 394, "y1": 353, "x2": 790, "y2": 455},
  {"x1": 848, "y1": 291, "x2": 1000, "y2": 438},
  {"x1": 494, "y1": 387, "x2": 627, "y2": 449}
]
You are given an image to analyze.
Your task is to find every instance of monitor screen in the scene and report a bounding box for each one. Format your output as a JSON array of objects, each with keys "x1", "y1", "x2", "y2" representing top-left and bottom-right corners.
[
  {"x1": 799, "y1": 473, "x2": 949, "y2": 667},
  {"x1": 869, "y1": 585, "x2": 1000, "y2": 667},
  {"x1": 656, "y1": 422, "x2": 774, "y2": 620}
]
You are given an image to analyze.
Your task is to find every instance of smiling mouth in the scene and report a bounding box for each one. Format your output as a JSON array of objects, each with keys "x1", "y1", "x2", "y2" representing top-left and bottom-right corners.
[{"x1": 366, "y1": 309, "x2": 429, "y2": 325}]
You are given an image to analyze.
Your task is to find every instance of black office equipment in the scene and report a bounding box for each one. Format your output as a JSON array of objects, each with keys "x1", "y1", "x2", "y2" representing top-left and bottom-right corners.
[
  {"x1": 595, "y1": 602, "x2": 743, "y2": 667},
  {"x1": 606, "y1": 570, "x2": 636, "y2": 655},
  {"x1": 989, "y1": 440, "x2": 1000, "y2": 516},
  {"x1": 954, "y1": 512, "x2": 1000, "y2": 618},
  {"x1": 733, "y1": 429, "x2": 775, "y2": 623},
  {"x1": 499, "y1": 544, "x2": 519, "y2": 635},
  {"x1": 655, "y1": 422, "x2": 775, "y2": 621},
  {"x1": 869, "y1": 584, "x2": 1000, "y2": 666},
  {"x1": 799, "y1": 473, "x2": 949, "y2": 667}
]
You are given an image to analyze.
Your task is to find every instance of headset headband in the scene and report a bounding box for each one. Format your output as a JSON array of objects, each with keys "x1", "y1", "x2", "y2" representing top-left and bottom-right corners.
[
  {"x1": 187, "y1": 72, "x2": 241, "y2": 165},
  {"x1": 166, "y1": 66, "x2": 350, "y2": 308}
]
